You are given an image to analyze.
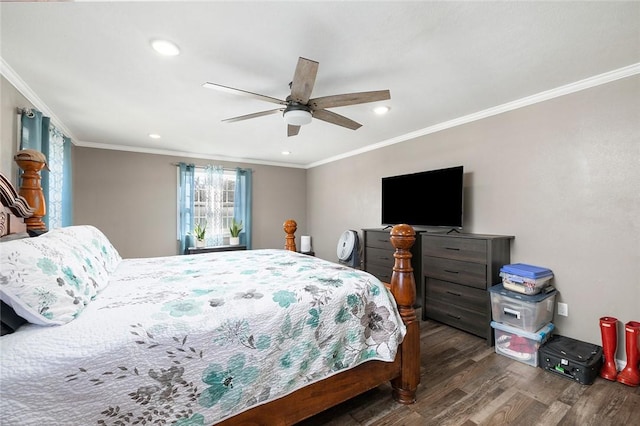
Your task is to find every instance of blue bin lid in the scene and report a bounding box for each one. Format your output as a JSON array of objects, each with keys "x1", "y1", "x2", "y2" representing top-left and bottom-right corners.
[
  {"x1": 500, "y1": 263, "x2": 553, "y2": 279},
  {"x1": 489, "y1": 282, "x2": 557, "y2": 302}
]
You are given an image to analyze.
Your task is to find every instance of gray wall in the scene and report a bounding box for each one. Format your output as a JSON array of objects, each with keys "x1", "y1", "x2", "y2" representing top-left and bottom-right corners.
[
  {"x1": 73, "y1": 147, "x2": 307, "y2": 258},
  {"x1": 307, "y1": 75, "x2": 640, "y2": 353}
]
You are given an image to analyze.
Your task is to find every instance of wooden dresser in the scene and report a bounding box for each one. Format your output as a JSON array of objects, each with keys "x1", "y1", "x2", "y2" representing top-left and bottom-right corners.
[
  {"x1": 363, "y1": 228, "x2": 422, "y2": 307},
  {"x1": 421, "y1": 232, "x2": 513, "y2": 343}
]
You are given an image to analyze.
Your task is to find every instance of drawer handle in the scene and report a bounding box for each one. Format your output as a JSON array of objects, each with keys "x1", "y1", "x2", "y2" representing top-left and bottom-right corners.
[
  {"x1": 446, "y1": 313, "x2": 461, "y2": 320},
  {"x1": 446, "y1": 291, "x2": 462, "y2": 297},
  {"x1": 444, "y1": 270, "x2": 459, "y2": 274},
  {"x1": 377, "y1": 239, "x2": 388, "y2": 243},
  {"x1": 445, "y1": 247, "x2": 460, "y2": 251}
]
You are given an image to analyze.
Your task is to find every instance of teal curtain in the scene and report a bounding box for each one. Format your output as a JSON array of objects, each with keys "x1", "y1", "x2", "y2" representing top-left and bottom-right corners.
[
  {"x1": 38, "y1": 116, "x2": 51, "y2": 228},
  {"x1": 178, "y1": 163, "x2": 196, "y2": 254},
  {"x1": 20, "y1": 110, "x2": 44, "y2": 151},
  {"x1": 20, "y1": 110, "x2": 72, "y2": 229},
  {"x1": 234, "y1": 168, "x2": 253, "y2": 249}
]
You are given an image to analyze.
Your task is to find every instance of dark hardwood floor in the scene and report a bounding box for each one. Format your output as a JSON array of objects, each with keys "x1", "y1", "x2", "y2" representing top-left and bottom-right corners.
[{"x1": 298, "y1": 315, "x2": 640, "y2": 426}]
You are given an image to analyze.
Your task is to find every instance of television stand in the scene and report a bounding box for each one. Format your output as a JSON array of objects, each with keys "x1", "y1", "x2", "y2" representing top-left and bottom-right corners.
[{"x1": 446, "y1": 228, "x2": 460, "y2": 234}]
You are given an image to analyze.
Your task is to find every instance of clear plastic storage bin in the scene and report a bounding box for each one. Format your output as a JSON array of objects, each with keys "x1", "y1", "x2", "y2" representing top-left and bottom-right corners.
[
  {"x1": 499, "y1": 263, "x2": 553, "y2": 295},
  {"x1": 489, "y1": 283, "x2": 556, "y2": 332},
  {"x1": 501, "y1": 274, "x2": 553, "y2": 295},
  {"x1": 492, "y1": 321, "x2": 554, "y2": 367}
]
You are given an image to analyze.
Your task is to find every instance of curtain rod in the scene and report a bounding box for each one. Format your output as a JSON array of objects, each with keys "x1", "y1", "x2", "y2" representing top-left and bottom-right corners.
[
  {"x1": 17, "y1": 107, "x2": 35, "y2": 118},
  {"x1": 171, "y1": 163, "x2": 251, "y2": 172}
]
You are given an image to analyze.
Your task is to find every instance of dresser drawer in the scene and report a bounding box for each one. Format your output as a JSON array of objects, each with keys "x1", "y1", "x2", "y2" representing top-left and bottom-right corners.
[
  {"x1": 425, "y1": 278, "x2": 488, "y2": 312},
  {"x1": 365, "y1": 263, "x2": 393, "y2": 283},
  {"x1": 424, "y1": 299, "x2": 490, "y2": 338},
  {"x1": 423, "y1": 256, "x2": 487, "y2": 289},
  {"x1": 422, "y1": 236, "x2": 487, "y2": 263},
  {"x1": 366, "y1": 246, "x2": 395, "y2": 268},
  {"x1": 365, "y1": 231, "x2": 392, "y2": 250}
]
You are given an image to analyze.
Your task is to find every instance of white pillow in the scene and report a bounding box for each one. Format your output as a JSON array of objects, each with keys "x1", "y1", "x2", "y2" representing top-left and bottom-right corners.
[
  {"x1": 43, "y1": 225, "x2": 122, "y2": 291},
  {"x1": 0, "y1": 225, "x2": 121, "y2": 325}
]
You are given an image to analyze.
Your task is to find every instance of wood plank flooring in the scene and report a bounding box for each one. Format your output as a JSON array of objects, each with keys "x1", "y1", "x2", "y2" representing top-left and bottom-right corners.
[{"x1": 298, "y1": 317, "x2": 640, "y2": 426}]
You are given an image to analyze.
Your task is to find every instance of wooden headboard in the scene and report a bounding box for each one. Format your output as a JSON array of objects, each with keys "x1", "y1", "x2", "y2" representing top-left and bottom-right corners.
[
  {"x1": 0, "y1": 172, "x2": 33, "y2": 237},
  {"x1": 0, "y1": 172, "x2": 34, "y2": 334}
]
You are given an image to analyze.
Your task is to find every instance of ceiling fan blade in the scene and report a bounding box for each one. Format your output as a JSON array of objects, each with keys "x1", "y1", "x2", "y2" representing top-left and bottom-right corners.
[
  {"x1": 312, "y1": 109, "x2": 362, "y2": 130},
  {"x1": 287, "y1": 125, "x2": 301, "y2": 137},
  {"x1": 203, "y1": 82, "x2": 287, "y2": 106},
  {"x1": 222, "y1": 108, "x2": 283, "y2": 123},
  {"x1": 289, "y1": 57, "x2": 319, "y2": 104},
  {"x1": 309, "y1": 90, "x2": 390, "y2": 110}
]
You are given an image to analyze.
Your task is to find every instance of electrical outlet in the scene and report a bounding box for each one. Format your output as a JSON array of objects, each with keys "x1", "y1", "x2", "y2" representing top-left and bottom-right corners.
[{"x1": 558, "y1": 302, "x2": 569, "y2": 317}]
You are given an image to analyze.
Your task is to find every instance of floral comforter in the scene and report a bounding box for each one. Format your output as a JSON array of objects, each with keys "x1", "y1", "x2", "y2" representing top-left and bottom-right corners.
[{"x1": 0, "y1": 249, "x2": 405, "y2": 425}]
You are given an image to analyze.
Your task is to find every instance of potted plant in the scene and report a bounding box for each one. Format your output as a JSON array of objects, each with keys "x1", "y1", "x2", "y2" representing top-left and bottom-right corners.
[
  {"x1": 229, "y1": 218, "x2": 243, "y2": 245},
  {"x1": 194, "y1": 221, "x2": 206, "y2": 248}
]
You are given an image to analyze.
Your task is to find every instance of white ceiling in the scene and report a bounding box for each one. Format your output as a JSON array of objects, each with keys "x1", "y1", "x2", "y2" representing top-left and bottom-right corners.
[{"x1": 1, "y1": 1, "x2": 639, "y2": 168}]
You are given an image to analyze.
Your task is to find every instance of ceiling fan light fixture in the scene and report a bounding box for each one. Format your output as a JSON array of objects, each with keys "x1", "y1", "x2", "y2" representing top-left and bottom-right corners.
[{"x1": 283, "y1": 109, "x2": 312, "y2": 126}]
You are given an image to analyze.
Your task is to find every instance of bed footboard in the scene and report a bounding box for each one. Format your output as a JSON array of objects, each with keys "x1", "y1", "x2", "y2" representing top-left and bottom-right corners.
[
  {"x1": 280, "y1": 220, "x2": 420, "y2": 404},
  {"x1": 243, "y1": 220, "x2": 420, "y2": 424}
]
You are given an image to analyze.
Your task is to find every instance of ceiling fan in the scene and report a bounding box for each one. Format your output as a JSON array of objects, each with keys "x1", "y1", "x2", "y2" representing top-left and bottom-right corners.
[{"x1": 203, "y1": 57, "x2": 391, "y2": 137}]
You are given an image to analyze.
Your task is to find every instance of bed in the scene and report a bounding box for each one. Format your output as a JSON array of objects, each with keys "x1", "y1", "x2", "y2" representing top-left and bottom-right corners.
[{"x1": 0, "y1": 170, "x2": 419, "y2": 425}]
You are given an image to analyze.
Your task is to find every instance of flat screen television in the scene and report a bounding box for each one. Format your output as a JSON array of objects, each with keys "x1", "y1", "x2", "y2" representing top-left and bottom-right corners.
[{"x1": 381, "y1": 165, "x2": 464, "y2": 229}]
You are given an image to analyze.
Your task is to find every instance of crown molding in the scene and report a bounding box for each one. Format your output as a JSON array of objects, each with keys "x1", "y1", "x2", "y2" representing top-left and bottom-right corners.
[
  {"x1": 0, "y1": 57, "x2": 78, "y2": 141},
  {"x1": 74, "y1": 140, "x2": 307, "y2": 169},
  {"x1": 307, "y1": 63, "x2": 640, "y2": 168},
  {"x1": 3, "y1": 55, "x2": 638, "y2": 170}
]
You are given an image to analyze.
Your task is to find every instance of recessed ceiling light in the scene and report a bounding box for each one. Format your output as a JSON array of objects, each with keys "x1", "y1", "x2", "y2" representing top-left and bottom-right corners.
[
  {"x1": 374, "y1": 106, "x2": 390, "y2": 115},
  {"x1": 151, "y1": 39, "x2": 180, "y2": 56},
  {"x1": 148, "y1": 133, "x2": 161, "y2": 139},
  {"x1": 282, "y1": 151, "x2": 291, "y2": 156}
]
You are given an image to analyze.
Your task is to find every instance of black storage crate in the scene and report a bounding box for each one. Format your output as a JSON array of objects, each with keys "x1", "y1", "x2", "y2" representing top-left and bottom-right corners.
[{"x1": 538, "y1": 334, "x2": 603, "y2": 385}]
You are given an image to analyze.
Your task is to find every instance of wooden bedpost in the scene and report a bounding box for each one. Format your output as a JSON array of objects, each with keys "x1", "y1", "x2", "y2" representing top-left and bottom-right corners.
[
  {"x1": 283, "y1": 219, "x2": 297, "y2": 252},
  {"x1": 389, "y1": 224, "x2": 420, "y2": 404},
  {"x1": 14, "y1": 150, "x2": 48, "y2": 232}
]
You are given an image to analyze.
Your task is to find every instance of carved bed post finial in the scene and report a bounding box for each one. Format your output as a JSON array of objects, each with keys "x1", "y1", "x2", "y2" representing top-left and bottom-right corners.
[
  {"x1": 14, "y1": 150, "x2": 48, "y2": 232},
  {"x1": 388, "y1": 223, "x2": 420, "y2": 404},
  {"x1": 283, "y1": 219, "x2": 297, "y2": 252}
]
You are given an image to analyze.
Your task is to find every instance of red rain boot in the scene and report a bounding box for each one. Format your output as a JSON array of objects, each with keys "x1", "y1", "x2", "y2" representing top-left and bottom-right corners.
[
  {"x1": 617, "y1": 321, "x2": 640, "y2": 387},
  {"x1": 599, "y1": 316, "x2": 618, "y2": 381}
]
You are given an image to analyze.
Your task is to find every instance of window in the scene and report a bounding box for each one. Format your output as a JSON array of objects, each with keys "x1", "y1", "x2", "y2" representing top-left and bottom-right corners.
[
  {"x1": 177, "y1": 163, "x2": 252, "y2": 254},
  {"x1": 193, "y1": 168, "x2": 236, "y2": 236}
]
